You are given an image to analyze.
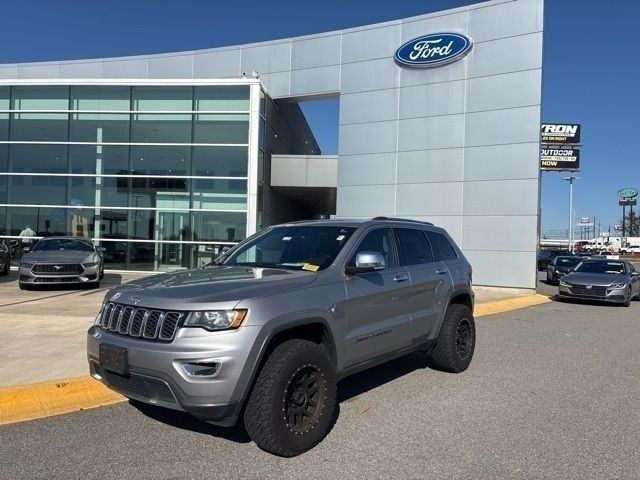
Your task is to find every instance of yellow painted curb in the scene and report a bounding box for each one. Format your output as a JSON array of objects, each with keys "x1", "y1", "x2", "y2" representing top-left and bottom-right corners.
[
  {"x1": 0, "y1": 376, "x2": 124, "y2": 426},
  {"x1": 475, "y1": 294, "x2": 551, "y2": 317}
]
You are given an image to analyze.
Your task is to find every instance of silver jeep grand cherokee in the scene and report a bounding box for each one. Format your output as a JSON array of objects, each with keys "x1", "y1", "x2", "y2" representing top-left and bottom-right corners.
[{"x1": 87, "y1": 218, "x2": 475, "y2": 456}]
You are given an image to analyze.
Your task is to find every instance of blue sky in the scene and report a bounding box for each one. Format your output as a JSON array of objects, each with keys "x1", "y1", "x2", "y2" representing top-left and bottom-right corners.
[{"x1": 0, "y1": 0, "x2": 637, "y2": 234}]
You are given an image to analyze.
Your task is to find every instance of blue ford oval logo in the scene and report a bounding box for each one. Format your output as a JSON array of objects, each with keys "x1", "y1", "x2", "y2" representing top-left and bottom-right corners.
[{"x1": 394, "y1": 33, "x2": 473, "y2": 69}]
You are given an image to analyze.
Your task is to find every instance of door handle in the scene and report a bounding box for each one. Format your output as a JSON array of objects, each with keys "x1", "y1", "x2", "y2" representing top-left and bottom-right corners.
[
  {"x1": 393, "y1": 275, "x2": 409, "y2": 282},
  {"x1": 436, "y1": 268, "x2": 448, "y2": 275}
]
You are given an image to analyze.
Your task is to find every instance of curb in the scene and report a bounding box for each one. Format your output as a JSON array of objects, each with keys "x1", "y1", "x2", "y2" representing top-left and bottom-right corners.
[
  {"x1": 1, "y1": 294, "x2": 550, "y2": 426},
  {"x1": 0, "y1": 376, "x2": 124, "y2": 426},
  {"x1": 475, "y1": 294, "x2": 551, "y2": 317}
]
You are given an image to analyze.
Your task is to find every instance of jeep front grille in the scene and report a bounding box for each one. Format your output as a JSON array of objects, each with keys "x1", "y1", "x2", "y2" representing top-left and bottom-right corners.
[{"x1": 99, "y1": 302, "x2": 184, "y2": 342}]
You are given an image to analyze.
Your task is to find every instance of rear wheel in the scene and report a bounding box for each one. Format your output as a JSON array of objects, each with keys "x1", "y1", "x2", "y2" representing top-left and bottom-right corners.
[
  {"x1": 428, "y1": 304, "x2": 476, "y2": 373},
  {"x1": 244, "y1": 339, "x2": 337, "y2": 457}
]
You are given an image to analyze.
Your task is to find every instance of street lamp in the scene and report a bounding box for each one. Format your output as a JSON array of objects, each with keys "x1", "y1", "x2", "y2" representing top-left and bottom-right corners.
[{"x1": 562, "y1": 176, "x2": 580, "y2": 252}]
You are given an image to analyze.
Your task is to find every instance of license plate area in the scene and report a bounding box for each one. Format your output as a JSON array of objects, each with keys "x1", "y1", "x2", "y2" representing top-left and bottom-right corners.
[{"x1": 99, "y1": 344, "x2": 129, "y2": 375}]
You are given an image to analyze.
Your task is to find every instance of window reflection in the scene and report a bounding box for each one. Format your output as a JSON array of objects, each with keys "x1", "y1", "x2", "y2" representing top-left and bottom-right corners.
[{"x1": 130, "y1": 145, "x2": 190, "y2": 176}]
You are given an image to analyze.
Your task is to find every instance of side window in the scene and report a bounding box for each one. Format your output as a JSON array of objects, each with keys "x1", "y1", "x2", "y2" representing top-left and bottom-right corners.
[
  {"x1": 350, "y1": 228, "x2": 398, "y2": 269},
  {"x1": 425, "y1": 231, "x2": 458, "y2": 261},
  {"x1": 395, "y1": 228, "x2": 434, "y2": 266}
]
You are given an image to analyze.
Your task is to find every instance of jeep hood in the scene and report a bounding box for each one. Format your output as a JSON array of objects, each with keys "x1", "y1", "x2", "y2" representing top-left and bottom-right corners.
[{"x1": 106, "y1": 265, "x2": 318, "y2": 309}]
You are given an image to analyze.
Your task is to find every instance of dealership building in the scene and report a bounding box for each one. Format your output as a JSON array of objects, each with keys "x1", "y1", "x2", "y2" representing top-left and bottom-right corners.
[{"x1": 0, "y1": 0, "x2": 544, "y2": 288}]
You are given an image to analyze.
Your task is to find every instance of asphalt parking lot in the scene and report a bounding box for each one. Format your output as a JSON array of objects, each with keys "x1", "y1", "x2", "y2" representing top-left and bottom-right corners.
[{"x1": 1, "y1": 273, "x2": 639, "y2": 479}]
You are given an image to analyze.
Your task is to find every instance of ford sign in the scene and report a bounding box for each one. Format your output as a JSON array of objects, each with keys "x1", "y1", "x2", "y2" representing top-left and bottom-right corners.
[{"x1": 394, "y1": 33, "x2": 473, "y2": 68}]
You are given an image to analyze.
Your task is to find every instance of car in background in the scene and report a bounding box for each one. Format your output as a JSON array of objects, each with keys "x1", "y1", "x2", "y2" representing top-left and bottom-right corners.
[
  {"x1": 558, "y1": 259, "x2": 640, "y2": 307},
  {"x1": 0, "y1": 241, "x2": 10, "y2": 276},
  {"x1": 619, "y1": 245, "x2": 640, "y2": 255},
  {"x1": 546, "y1": 255, "x2": 582, "y2": 284},
  {"x1": 19, "y1": 237, "x2": 105, "y2": 290},
  {"x1": 538, "y1": 249, "x2": 573, "y2": 271}
]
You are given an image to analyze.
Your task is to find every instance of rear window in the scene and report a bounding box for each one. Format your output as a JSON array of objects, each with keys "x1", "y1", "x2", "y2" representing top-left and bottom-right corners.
[
  {"x1": 425, "y1": 231, "x2": 458, "y2": 261},
  {"x1": 395, "y1": 228, "x2": 433, "y2": 266}
]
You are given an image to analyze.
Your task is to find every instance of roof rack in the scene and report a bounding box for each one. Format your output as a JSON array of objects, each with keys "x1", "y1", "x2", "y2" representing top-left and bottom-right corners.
[{"x1": 371, "y1": 216, "x2": 434, "y2": 226}]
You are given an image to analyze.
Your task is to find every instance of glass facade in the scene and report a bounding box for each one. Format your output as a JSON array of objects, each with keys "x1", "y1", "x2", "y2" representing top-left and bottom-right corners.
[{"x1": 0, "y1": 83, "x2": 252, "y2": 271}]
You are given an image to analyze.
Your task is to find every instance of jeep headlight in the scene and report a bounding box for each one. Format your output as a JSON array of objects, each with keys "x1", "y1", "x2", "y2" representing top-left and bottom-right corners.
[
  {"x1": 184, "y1": 310, "x2": 247, "y2": 331},
  {"x1": 611, "y1": 283, "x2": 627, "y2": 289}
]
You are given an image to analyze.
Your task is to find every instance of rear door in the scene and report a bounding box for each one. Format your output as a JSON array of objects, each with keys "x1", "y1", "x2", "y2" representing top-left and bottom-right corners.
[
  {"x1": 426, "y1": 230, "x2": 467, "y2": 297},
  {"x1": 395, "y1": 228, "x2": 452, "y2": 341},
  {"x1": 343, "y1": 228, "x2": 413, "y2": 367}
]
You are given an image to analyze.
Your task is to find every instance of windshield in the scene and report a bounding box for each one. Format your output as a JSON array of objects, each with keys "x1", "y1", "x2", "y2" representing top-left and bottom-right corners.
[
  {"x1": 555, "y1": 257, "x2": 581, "y2": 267},
  {"x1": 221, "y1": 226, "x2": 356, "y2": 271},
  {"x1": 574, "y1": 261, "x2": 626, "y2": 274},
  {"x1": 33, "y1": 239, "x2": 95, "y2": 253}
]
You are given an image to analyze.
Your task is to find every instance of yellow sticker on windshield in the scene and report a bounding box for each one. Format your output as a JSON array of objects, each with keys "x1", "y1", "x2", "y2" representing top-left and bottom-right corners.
[{"x1": 302, "y1": 263, "x2": 319, "y2": 272}]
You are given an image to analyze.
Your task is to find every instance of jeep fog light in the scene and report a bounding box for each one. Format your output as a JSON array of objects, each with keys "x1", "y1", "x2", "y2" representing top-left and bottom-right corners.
[{"x1": 184, "y1": 310, "x2": 247, "y2": 331}]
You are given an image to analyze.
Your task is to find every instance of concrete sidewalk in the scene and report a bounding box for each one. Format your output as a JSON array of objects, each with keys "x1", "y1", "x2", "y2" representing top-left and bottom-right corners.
[
  {"x1": 0, "y1": 271, "x2": 544, "y2": 389},
  {"x1": 0, "y1": 271, "x2": 151, "y2": 388}
]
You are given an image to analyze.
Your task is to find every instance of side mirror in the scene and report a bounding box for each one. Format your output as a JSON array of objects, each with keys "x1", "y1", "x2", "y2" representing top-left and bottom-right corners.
[
  {"x1": 96, "y1": 247, "x2": 106, "y2": 253},
  {"x1": 346, "y1": 251, "x2": 386, "y2": 275},
  {"x1": 22, "y1": 245, "x2": 33, "y2": 253}
]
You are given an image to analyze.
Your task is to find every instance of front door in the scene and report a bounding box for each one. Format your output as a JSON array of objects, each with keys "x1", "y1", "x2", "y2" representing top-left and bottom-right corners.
[{"x1": 343, "y1": 228, "x2": 413, "y2": 367}]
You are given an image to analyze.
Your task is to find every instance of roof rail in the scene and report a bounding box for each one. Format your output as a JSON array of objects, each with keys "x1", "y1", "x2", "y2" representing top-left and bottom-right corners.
[{"x1": 371, "y1": 216, "x2": 434, "y2": 226}]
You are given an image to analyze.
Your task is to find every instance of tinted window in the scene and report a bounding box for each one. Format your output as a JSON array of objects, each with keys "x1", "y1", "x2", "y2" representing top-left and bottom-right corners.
[
  {"x1": 34, "y1": 238, "x2": 94, "y2": 252},
  {"x1": 426, "y1": 231, "x2": 458, "y2": 261},
  {"x1": 396, "y1": 228, "x2": 433, "y2": 266},
  {"x1": 574, "y1": 261, "x2": 625, "y2": 274},
  {"x1": 350, "y1": 228, "x2": 398, "y2": 269},
  {"x1": 224, "y1": 226, "x2": 355, "y2": 271},
  {"x1": 554, "y1": 256, "x2": 581, "y2": 267}
]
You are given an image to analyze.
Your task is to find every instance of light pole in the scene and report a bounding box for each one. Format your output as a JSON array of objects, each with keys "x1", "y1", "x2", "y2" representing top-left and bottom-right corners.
[{"x1": 563, "y1": 176, "x2": 579, "y2": 252}]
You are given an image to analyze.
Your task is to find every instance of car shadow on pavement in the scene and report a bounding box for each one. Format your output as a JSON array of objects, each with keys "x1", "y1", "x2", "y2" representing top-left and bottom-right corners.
[
  {"x1": 128, "y1": 353, "x2": 431, "y2": 445},
  {"x1": 338, "y1": 352, "x2": 430, "y2": 403},
  {"x1": 128, "y1": 399, "x2": 252, "y2": 443}
]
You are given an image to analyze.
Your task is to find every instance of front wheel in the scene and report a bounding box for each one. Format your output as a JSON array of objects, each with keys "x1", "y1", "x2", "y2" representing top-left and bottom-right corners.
[
  {"x1": 428, "y1": 304, "x2": 476, "y2": 373},
  {"x1": 244, "y1": 339, "x2": 337, "y2": 457},
  {"x1": 0, "y1": 261, "x2": 8, "y2": 276}
]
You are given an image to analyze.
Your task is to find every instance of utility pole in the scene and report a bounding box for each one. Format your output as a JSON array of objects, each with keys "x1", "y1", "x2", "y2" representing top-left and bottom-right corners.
[{"x1": 563, "y1": 176, "x2": 579, "y2": 252}]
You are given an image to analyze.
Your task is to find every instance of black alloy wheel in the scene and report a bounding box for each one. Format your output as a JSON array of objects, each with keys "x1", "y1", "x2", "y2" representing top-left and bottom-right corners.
[
  {"x1": 283, "y1": 364, "x2": 324, "y2": 434},
  {"x1": 455, "y1": 318, "x2": 473, "y2": 361}
]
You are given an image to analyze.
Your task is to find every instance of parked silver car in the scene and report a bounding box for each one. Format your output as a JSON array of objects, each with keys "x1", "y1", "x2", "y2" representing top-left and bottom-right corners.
[
  {"x1": 558, "y1": 259, "x2": 640, "y2": 306},
  {"x1": 87, "y1": 218, "x2": 475, "y2": 456},
  {"x1": 19, "y1": 237, "x2": 105, "y2": 290}
]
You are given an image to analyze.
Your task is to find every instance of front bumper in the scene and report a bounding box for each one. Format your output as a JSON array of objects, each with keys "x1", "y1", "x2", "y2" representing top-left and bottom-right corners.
[
  {"x1": 558, "y1": 284, "x2": 629, "y2": 303},
  {"x1": 87, "y1": 324, "x2": 262, "y2": 426},
  {"x1": 19, "y1": 263, "x2": 100, "y2": 285}
]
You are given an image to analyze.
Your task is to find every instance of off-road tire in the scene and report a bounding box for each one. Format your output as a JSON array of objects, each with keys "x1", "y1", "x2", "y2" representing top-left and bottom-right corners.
[
  {"x1": 18, "y1": 283, "x2": 32, "y2": 290},
  {"x1": 428, "y1": 304, "x2": 476, "y2": 373},
  {"x1": 244, "y1": 339, "x2": 337, "y2": 457}
]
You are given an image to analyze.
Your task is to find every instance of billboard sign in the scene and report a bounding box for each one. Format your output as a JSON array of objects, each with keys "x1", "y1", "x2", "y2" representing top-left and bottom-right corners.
[
  {"x1": 541, "y1": 123, "x2": 581, "y2": 144},
  {"x1": 580, "y1": 217, "x2": 591, "y2": 224},
  {"x1": 394, "y1": 33, "x2": 473, "y2": 69},
  {"x1": 540, "y1": 147, "x2": 580, "y2": 171},
  {"x1": 614, "y1": 224, "x2": 623, "y2": 231},
  {"x1": 618, "y1": 188, "x2": 638, "y2": 198}
]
